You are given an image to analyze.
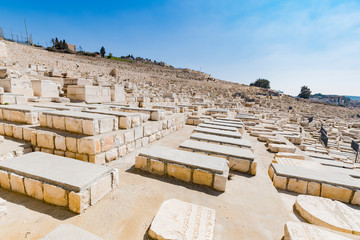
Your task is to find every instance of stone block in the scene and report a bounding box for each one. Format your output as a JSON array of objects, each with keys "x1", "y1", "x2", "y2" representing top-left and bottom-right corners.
[
  {"x1": 134, "y1": 126, "x2": 143, "y2": 140},
  {"x1": 307, "y1": 182, "x2": 321, "y2": 196},
  {"x1": 12, "y1": 126, "x2": 23, "y2": 139},
  {"x1": 69, "y1": 190, "x2": 90, "y2": 213},
  {"x1": 214, "y1": 173, "x2": 227, "y2": 192},
  {"x1": 82, "y1": 119, "x2": 99, "y2": 135},
  {"x1": 119, "y1": 117, "x2": 131, "y2": 129},
  {"x1": 23, "y1": 128, "x2": 34, "y2": 141},
  {"x1": 24, "y1": 178, "x2": 43, "y2": 200},
  {"x1": 105, "y1": 149, "x2": 117, "y2": 162},
  {"x1": 351, "y1": 191, "x2": 360, "y2": 205},
  {"x1": 0, "y1": 170, "x2": 10, "y2": 189},
  {"x1": 37, "y1": 132, "x2": 55, "y2": 149},
  {"x1": 76, "y1": 153, "x2": 88, "y2": 162},
  {"x1": 287, "y1": 178, "x2": 307, "y2": 194},
  {"x1": 230, "y1": 158, "x2": 250, "y2": 173},
  {"x1": 118, "y1": 145, "x2": 127, "y2": 157},
  {"x1": 167, "y1": 164, "x2": 191, "y2": 182},
  {"x1": 149, "y1": 159, "x2": 165, "y2": 175},
  {"x1": 321, "y1": 184, "x2": 352, "y2": 203},
  {"x1": 193, "y1": 169, "x2": 213, "y2": 187},
  {"x1": 66, "y1": 137, "x2": 77, "y2": 152},
  {"x1": 31, "y1": 131, "x2": 37, "y2": 145},
  {"x1": 10, "y1": 173, "x2": 25, "y2": 194},
  {"x1": 90, "y1": 174, "x2": 112, "y2": 205},
  {"x1": 55, "y1": 135, "x2": 66, "y2": 151},
  {"x1": 0, "y1": 123, "x2": 4, "y2": 135},
  {"x1": 4, "y1": 124, "x2": 12, "y2": 137},
  {"x1": 46, "y1": 115, "x2": 53, "y2": 128},
  {"x1": 52, "y1": 116, "x2": 65, "y2": 130},
  {"x1": 250, "y1": 161, "x2": 257, "y2": 175},
  {"x1": 273, "y1": 174, "x2": 287, "y2": 190},
  {"x1": 44, "y1": 184, "x2": 68, "y2": 207},
  {"x1": 124, "y1": 130, "x2": 135, "y2": 143},
  {"x1": 65, "y1": 151, "x2": 76, "y2": 159},
  {"x1": 99, "y1": 118, "x2": 116, "y2": 133},
  {"x1": 135, "y1": 156, "x2": 148, "y2": 170},
  {"x1": 89, "y1": 153, "x2": 106, "y2": 164},
  {"x1": 78, "y1": 138, "x2": 100, "y2": 155},
  {"x1": 65, "y1": 117, "x2": 82, "y2": 134},
  {"x1": 101, "y1": 135, "x2": 114, "y2": 152}
]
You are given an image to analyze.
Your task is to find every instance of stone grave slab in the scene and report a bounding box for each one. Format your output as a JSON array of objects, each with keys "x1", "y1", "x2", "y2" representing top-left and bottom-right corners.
[
  {"x1": 190, "y1": 132, "x2": 252, "y2": 149},
  {"x1": 149, "y1": 199, "x2": 215, "y2": 240},
  {"x1": 268, "y1": 143, "x2": 296, "y2": 153},
  {"x1": 83, "y1": 109, "x2": 147, "y2": 129},
  {"x1": 136, "y1": 146, "x2": 229, "y2": 191},
  {"x1": 42, "y1": 224, "x2": 103, "y2": 240},
  {"x1": 295, "y1": 195, "x2": 360, "y2": 235},
  {"x1": 271, "y1": 163, "x2": 360, "y2": 191},
  {"x1": 0, "y1": 105, "x2": 55, "y2": 124},
  {"x1": 0, "y1": 152, "x2": 118, "y2": 213},
  {"x1": 0, "y1": 152, "x2": 113, "y2": 192},
  {"x1": 179, "y1": 139, "x2": 256, "y2": 175},
  {"x1": 198, "y1": 123, "x2": 238, "y2": 132},
  {"x1": 193, "y1": 127, "x2": 242, "y2": 139},
  {"x1": 284, "y1": 221, "x2": 352, "y2": 240},
  {"x1": 40, "y1": 110, "x2": 118, "y2": 135}
]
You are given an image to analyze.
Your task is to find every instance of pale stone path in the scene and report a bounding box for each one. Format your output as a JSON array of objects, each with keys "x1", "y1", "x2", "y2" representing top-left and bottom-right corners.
[{"x1": 0, "y1": 125, "x2": 356, "y2": 239}]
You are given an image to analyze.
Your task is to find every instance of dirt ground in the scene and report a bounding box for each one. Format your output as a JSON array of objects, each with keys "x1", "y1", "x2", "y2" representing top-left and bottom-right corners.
[{"x1": 0, "y1": 125, "x2": 359, "y2": 240}]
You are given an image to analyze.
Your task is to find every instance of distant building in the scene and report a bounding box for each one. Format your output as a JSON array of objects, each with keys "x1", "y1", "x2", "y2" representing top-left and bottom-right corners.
[{"x1": 67, "y1": 43, "x2": 76, "y2": 53}]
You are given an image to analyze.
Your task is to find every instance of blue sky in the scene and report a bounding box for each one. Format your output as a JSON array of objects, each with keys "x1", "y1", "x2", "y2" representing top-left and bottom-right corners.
[{"x1": 1, "y1": 0, "x2": 360, "y2": 96}]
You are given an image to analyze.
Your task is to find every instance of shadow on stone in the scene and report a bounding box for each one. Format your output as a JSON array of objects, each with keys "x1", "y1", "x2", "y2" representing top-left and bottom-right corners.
[
  {"x1": 126, "y1": 165, "x2": 223, "y2": 197},
  {"x1": 0, "y1": 188, "x2": 76, "y2": 220}
]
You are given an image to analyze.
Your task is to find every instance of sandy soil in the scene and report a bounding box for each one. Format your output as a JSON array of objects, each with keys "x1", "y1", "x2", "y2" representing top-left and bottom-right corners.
[{"x1": 0, "y1": 125, "x2": 359, "y2": 240}]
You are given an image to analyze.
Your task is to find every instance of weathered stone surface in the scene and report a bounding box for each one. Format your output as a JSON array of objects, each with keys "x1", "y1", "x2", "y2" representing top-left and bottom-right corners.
[
  {"x1": 24, "y1": 178, "x2": 43, "y2": 200},
  {"x1": 284, "y1": 221, "x2": 352, "y2": 240},
  {"x1": 295, "y1": 195, "x2": 360, "y2": 235},
  {"x1": 0, "y1": 152, "x2": 113, "y2": 192},
  {"x1": 149, "y1": 199, "x2": 215, "y2": 240},
  {"x1": 44, "y1": 184, "x2": 68, "y2": 207},
  {"x1": 42, "y1": 224, "x2": 104, "y2": 240}
]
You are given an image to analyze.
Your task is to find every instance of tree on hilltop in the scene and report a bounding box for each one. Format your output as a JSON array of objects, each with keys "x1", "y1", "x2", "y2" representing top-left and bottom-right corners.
[
  {"x1": 100, "y1": 46, "x2": 106, "y2": 58},
  {"x1": 250, "y1": 79, "x2": 270, "y2": 89},
  {"x1": 298, "y1": 86, "x2": 311, "y2": 99}
]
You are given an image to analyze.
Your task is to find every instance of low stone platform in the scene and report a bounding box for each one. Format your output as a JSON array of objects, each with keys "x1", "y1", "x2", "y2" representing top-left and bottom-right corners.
[
  {"x1": 268, "y1": 143, "x2": 296, "y2": 153},
  {"x1": 83, "y1": 109, "x2": 149, "y2": 129},
  {"x1": 275, "y1": 152, "x2": 306, "y2": 160},
  {"x1": 284, "y1": 221, "x2": 352, "y2": 240},
  {"x1": 149, "y1": 199, "x2": 215, "y2": 240},
  {"x1": 0, "y1": 105, "x2": 54, "y2": 124},
  {"x1": 0, "y1": 152, "x2": 118, "y2": 213},
  {"x1": 119, "y1": 107, "x2": 165, "y2": 121},
  {"x1": 198, "y1": 123, "x2": 238, "y2": 132},
  {"x1": 295, "y1": 195, "x2": 360, "y2": 235},
  {"x1": 153, "y1": 105, "x2": 180, "y2": 113},
  {"x1": 179, "y1": 139, "x2": 256, "y2": 175},
  {"x1": 0, "y1": 93, "x2": 26, "y2": 105},
  {"x1": 40, "y1": 110, "x2": 118, "y2": 135},
  {"x1": 42, "y1": 224, "x2": 103, "y2": 240},
  {"x1": 207, "y1": 120, "x2": 244, "y2": 133},
  {"x1": 135, "y1": 146, "x2": 229, "y2": 191},
  {"x1": 190, "y1": 132, "x2": 252, "y2": 149},
  {"x1": 268, "y1": 163, "x2": 360, "y2": 204},
  {"x1": 178, "y1": 104, "x2": 201, "y2": 111},
  {"x1": 205, "y1": 108, "x2": 229, "y2": 116},
  {"x1": 193, "y1": 127, "x2": 242, "y2": 139}
]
